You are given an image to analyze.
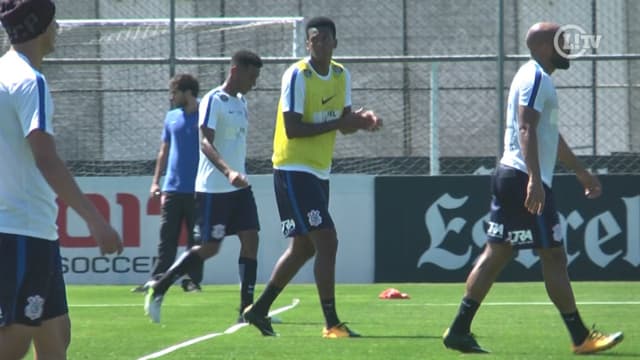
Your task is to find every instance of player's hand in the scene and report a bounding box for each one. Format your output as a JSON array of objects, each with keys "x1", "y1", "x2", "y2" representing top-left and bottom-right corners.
[
  {"x1": 228, "y1": 170, "x2": 249, "y2": 188},
  {"x1": 362, "y1": 110, "x2": 383, "y2": 131},
  {"x1": 340, "y1": 108, "x2": 383, "y2": 132},
  {"x1": 576, "y1": 169, "x2": 602, "y2": 199},
  {"x1": 89, "y1": 218, "x2": 123, "y2": 255},
  {"x1": 525, "y1": 177, "x2": 545, "y2": 215},
  {"x1": 150, "y1": 183, "x2": 161, "y2": 198},
  {"x1": 340, "y1": 108, "x2": 369, "y2": 130}
]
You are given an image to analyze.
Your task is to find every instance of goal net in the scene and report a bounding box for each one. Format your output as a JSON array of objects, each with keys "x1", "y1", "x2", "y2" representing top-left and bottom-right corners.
[
  {"x1": 1, "y1": 17, "x2": 304, "y2": 176},
  {"x1": 1, "y1": 16, "x2": 496, "y2": 176}
]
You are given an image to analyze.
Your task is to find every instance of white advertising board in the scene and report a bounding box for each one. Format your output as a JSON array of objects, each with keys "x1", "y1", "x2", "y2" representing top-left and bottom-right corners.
[{"x1": 60, "y1": 175, "x2": 374, "y2": 285}]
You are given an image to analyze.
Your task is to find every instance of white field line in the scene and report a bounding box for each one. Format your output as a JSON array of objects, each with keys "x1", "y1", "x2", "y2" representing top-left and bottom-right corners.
[
  {"x1": 70, "y1": 303, "x2": 193, "y2": 307},
  {"x1": 136, "y1": 298, "x2": 300, "y2": 360},
  {"x1": 388, "y1": 301, "x2": 640, "y2": 306},
  {"x1": 69, "y1": 300, "x2": 639, "y2": 308}
]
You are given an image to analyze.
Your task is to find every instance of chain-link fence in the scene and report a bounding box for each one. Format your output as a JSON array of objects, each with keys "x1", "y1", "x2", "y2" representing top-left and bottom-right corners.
[{"x1": 1, "y1": 0, "x2": 638, "y2": 175}]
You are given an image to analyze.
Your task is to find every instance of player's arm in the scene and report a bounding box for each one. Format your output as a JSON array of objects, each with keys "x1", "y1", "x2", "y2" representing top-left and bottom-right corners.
[
  {"x1": 339, "y1": 107, "x2": 382, "y2": 134},
  {"x1": 281, "y1": 67, "x2": 373, "y2": 138},
  {"x1": 28, "y1": 131, "x2": 123, "y2": 255},
  {"x1": 339, "y1": 68, "x2": 357, "y2": 135},
  {"x1": 284, "y1": 107, "x2": 377, "y2": 138},
  {"x1": 557, "y1": 134, "x2": 602, "y2": 199},
  {"x1": 518, "y1": 105, "x2": 545, "y2": 214},
  {"x1": 284, "y1": 110, "x2": 347, "y2": 138},
  {"x1": 200, "y1": 126, "x2": 248, "y2": 188},
  {"x1": 150, "y1": 141, "x2": 168, "y2": 197},
  {"x1": 338, "y1": 106, "x2": 358, "y2": 135},
  {"x1": 283, "y1": 111, "x2": 336, "y2": 138}
]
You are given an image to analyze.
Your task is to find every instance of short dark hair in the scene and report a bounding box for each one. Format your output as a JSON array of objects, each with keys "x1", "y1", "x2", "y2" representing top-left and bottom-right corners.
[
  {"x1": 170, "y1": 73, "x2": 199, "y2": 97},
  {"x1": 231, "y1": 50, "x2": 263, "y2": 68},
  {"x1": 305, "y1": 16, "x2": 336, "y2": 39}
]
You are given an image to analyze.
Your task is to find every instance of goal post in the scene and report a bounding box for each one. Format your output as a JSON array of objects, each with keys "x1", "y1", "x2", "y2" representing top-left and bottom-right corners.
[
  {"x1": 57, "y1": 17, "x2": 304, "y2": 58},
  {"x1": 15, "y1": 16, "x2": 305, "y2": 176}
]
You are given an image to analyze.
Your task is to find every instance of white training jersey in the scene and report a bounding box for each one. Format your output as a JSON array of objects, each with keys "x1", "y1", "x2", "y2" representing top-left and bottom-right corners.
[
  {"x1": 279, "y1": 57, "x2": 353, "y2": 115},
  {"x1": 501, "y1": 60, "x2": 559, "y2": 187},
  {"x1": 0, "y1": 51, "x2": 57, "y2": 240},
  {"x1": 195, "y1": 87, "x2": 249, "y2": 193}
]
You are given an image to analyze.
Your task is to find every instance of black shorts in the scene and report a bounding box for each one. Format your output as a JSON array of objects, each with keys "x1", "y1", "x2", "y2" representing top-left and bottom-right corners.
[
  {"x1": 273, "y1": 169, "x2": 334, "y2": 237},
  {"x1": 486, "y1": 165, "x2": 563, "y2": 249},
  {"x1": 194, "y1": 187, "x2": 260, "y2": 242},
  {"x1": 0, "y1": 234, "x2": 68, "y2": 327}
]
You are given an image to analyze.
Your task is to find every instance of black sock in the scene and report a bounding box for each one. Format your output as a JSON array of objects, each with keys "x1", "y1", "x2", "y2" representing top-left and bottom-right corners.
[
  {"x1": 321, "y1": 298, "x2": 340, "y2": 328},
  {"x1": 450, "y1": 297, "x2": 480, "y2": 334},
  {"x1": 154, "y1": 251, "x2": 202, "y2": 295},
  {"x1": 252, "y1": 283, "x2": 282, "y2": 316},
  {"x1": 561, "y1": 311, "x2": 590, "y2": 345},
  {"x1": 238, "y1": 257, "x2": 257, "y2": 312}
]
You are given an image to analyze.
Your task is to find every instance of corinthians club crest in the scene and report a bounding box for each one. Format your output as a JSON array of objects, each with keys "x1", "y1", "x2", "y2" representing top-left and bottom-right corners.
[{"x1": 25, "y1": 295, "x2": 45, "y2": 321}]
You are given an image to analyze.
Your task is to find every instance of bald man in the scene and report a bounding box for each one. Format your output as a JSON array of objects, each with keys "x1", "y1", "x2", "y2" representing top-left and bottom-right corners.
[{"x1": 442, "y1": 22, "x2": 623, "y2": 355}]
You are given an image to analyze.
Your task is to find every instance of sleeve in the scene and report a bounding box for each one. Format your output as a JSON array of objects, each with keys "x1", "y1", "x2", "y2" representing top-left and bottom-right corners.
[
  {"x1": 199, "y1": 94, "x2": 219, "y2": 130},
  {"x1": 344, "y1": 68, "x2": 352, "y2": 108},
  {"x1": 161, "y1": 112, "x2": 170, "y2": 143},
  {"x1": 518, "y1": 67, "x2": 548, "y2": 113},
  {"x1": 16, "y1": 73, "x2": 54, "y2": 137},
  {"x1": 280, "y1": 66, "x2": 305, "y2": 114}
]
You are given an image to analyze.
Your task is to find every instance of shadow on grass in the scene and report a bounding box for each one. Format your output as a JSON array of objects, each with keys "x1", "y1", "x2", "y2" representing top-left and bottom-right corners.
[
  {"x1": 275, "y1": 321, "x2": 324, "y2": 326},
  {"x1": 589, "y1": 353, "x2": 640, "y2": 358},
  {"x1": 359, "y1": 335, "x2": 441, "y2": 340}
]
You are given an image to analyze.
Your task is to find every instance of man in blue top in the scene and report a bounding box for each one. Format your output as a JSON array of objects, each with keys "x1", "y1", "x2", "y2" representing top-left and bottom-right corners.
[{"x1": 135, "y1": 74, "x2": 203, "y2": 293}]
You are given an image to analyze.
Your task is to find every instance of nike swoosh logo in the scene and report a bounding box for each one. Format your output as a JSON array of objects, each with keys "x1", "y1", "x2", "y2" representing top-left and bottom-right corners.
[{"x1": 321, "y1": 95, "x2": 335, "y2": 105}]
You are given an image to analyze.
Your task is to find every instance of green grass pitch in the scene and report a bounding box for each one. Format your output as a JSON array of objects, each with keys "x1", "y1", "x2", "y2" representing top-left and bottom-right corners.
[{"x1": 39, "y1": 282, "x2": 639, "y2": 359}]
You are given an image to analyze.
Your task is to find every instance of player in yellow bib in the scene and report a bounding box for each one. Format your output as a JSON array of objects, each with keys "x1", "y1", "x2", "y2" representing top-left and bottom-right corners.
[
  {"x1": 244, "y1": 16, "x2": 381, "y2": 338},
  {"x1": 271, "y1": 58, "x2": 348, "y2": 175}
]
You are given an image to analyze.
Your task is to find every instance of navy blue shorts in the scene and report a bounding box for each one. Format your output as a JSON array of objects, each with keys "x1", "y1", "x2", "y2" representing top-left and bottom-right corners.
[
  {"x1": 273, "y1": 169, "x2": 334, "y2": 237},
  {"x1": 0, "y1": 234, "x2": 68, "y2": 327},
  {"x1": 486, "y1": 165, "x2": 563, "y2": 249},
  {"x1": 194, "y1": 187, "x2": 260, "y2": 242}
]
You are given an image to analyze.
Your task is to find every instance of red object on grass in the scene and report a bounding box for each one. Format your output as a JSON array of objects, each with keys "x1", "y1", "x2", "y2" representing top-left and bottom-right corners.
[{"x1": 378, "y1": 288, "x2": 410, "y2": 299}]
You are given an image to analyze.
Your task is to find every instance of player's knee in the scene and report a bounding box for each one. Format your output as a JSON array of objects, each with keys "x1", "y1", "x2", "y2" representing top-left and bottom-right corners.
[
  {"x1": 538, "y1": 247, "x2": 567, "y2": 266},
  {"x1": 309, "y1": 228, "x2": 338, "y2": 251},
  {"x1": 198, "y1": 243, "x2": 219, "y2": 258},
  {"x1": 301, "y1": 245, "x2": 316, "y2": 260},
  {"x1": 239, "y1": 246, "x2": 258, "y2": 259},
  {"x1": 471, "y1": 243, "x2": 511, "y2": 275},
  {"x1": 35, "y1": 344, "x2": 67, "y2": 360},
  {"x1": 32, "y1": 315, "x2": 71, "y2": 360},
  {"x1": 31, "y1": 337, "x2": 67, "y2": 359},
  {"x1": 290, "y1": 243, "x2": 315, "y2": 260},
  {"x1": 0, "y1": 333, "x2": 32, "y2": 360},
  {"x1": 485, "y1": 242, "x2": 512, "y2": 260},
  {"x1": 8, "y1": 345, "x2": 31, "y2": 360},
  {"x1": 239, "y1": 232, "x2": 259, "y2": 256}
]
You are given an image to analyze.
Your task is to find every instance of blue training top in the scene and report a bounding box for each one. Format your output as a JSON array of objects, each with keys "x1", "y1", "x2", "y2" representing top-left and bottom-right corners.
[{"x1": 161, "y1": 108, "x2": 199, "y2": 193}]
